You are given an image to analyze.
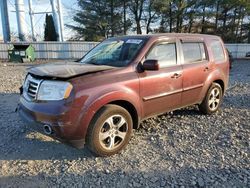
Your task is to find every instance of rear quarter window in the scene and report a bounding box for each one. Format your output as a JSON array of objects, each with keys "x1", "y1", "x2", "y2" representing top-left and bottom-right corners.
[{"x1": 211, "y1": 40, "x2": 225, "y2": 62}]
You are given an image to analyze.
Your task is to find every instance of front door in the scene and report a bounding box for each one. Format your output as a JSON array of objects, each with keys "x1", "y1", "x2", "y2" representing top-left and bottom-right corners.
[{"x1": 138, "y1": 40, "x2": 183, "y2": 117}]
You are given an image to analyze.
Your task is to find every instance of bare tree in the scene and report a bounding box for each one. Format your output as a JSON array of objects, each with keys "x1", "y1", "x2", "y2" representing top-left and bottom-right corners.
[{"x1": 129, "y1": 0, "x2": 144, "y2": 34}]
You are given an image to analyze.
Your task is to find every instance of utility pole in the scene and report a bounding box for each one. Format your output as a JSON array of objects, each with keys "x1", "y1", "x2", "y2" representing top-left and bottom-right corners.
[
  {"x1": 0, "y1": 0, "x2": 11, "y2": 42},
  {"x1": 11, "y1": 0, "x2": 64, "y2": 42},
  {"x1": 50, "y1": 0, "x2": 61, "y2": 41},
  {"x1": 15, "y1": 0, "x2": 26, "y2": 41},
  {"x1": 28, "y1": 0, "x2": 36, "y2": 41},
  {"x1": 57, "y1": 0, "x2": 64, "y2": 41}
]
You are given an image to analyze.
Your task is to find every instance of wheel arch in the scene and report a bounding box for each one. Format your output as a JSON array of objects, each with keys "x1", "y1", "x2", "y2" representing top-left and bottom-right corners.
[
  {"x1": 213, "y1": 79, "x2": 225, "y2": 94},
  {"x1": 200, "y1": 68, "x2": 227, "y2": 103},
  {"x1": 78, "y1": 90, "x2": 142, "y2": 140},
  {"x1": 108, "y1": 100, "x2": 140, "y2": 129},
  {"x1": 200, "y1": 79, "x2": 225, "y2": 104}
]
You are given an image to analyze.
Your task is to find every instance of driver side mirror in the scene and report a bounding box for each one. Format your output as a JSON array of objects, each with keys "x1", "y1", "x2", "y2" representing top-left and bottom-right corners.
[{"x1": 142, "y1": 59, "x2": 159, "y2": 71}]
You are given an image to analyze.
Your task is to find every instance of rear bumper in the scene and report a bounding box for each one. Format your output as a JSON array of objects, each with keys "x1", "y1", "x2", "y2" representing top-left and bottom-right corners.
[{"x1": 17, "y1": 97, "x2": 85, "y2": 149}]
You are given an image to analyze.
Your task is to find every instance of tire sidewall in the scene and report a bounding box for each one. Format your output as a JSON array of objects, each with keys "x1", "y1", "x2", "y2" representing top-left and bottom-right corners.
[{"x1": 87, "y1": 105, "x2": 133, "y2": 156}]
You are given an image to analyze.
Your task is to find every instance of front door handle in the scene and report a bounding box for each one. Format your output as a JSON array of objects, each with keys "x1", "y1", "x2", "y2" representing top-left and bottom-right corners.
[{"x1": 171, "y1": 73, "x2": 182, "y2": 79}]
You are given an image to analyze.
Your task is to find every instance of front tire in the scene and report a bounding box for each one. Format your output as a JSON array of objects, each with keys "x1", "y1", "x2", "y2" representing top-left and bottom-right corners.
[
  {"x1": 86, "y1": 104, "x2": 133, "y2": 156},
  {"x1": 199, "y1": 83, "x2": 223, "y2": 114}
]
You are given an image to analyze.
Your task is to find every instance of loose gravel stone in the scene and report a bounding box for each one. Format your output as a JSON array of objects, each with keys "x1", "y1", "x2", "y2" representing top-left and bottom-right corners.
[{"x1": 0, "y1": 60, "x2": 250, "y2": 187}]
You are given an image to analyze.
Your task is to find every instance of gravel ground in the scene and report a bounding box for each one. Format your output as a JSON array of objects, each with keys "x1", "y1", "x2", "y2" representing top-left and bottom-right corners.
[{"x1": 0, "y1": 60, "x2": 249, "y2": 188}]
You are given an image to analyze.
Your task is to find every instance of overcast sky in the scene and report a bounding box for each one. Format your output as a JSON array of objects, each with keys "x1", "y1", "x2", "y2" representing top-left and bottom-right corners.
[{"x1": 0, "y1": 0, "x2": 78, "y2": 41}]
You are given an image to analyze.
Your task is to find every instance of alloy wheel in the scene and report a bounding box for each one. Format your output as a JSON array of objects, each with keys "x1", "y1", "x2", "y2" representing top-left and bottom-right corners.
[
  {"x1": 99, "y1": 115, "x2": 128, "y2": 150},
  {"x1": 208, "y1": 87, "x2": 221, "y2": 111}
]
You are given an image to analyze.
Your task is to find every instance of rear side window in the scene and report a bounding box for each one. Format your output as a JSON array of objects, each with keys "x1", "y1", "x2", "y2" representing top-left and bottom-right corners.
[
  {"x1": 211, "y1": 40, "x2": 225, "y2": 62},
  {"x1": 182, "y1": 42, "x2": 207, "y2": 64},
  {"x1": 146, "y1": 43, "x2": 177, "y2": 68}
]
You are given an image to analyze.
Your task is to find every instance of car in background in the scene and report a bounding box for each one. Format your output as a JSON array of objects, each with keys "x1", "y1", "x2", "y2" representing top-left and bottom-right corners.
[{"x1": 245, "y1": 52, "x2": 250, "y2": 57}]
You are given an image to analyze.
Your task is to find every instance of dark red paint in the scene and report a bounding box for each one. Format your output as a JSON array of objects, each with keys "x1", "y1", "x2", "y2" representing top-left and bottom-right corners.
[{"x1": 18, "y1": 34, "x2": 229, "y2": 148}]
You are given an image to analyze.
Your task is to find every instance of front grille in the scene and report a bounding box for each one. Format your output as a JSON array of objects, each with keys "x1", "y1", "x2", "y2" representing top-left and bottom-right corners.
[{"x1": 23, "y1": 74, "x2": 42, "y2": 101}]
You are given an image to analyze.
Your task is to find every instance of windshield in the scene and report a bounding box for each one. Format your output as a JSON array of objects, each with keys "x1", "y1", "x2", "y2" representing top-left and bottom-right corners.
[{"x1": 80, "y1": 38, "x2": 146, "y2": 67}]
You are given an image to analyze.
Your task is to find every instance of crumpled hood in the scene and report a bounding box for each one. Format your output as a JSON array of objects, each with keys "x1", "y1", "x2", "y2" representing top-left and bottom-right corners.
[{"x1": 27, "y1": 61, "x2": 115, "y2": 78}]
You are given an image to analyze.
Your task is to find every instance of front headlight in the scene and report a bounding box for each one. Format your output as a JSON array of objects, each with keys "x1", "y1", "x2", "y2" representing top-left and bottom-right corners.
[{"x1": 37, "y1": 81, "x2": 73, "y2": 101}]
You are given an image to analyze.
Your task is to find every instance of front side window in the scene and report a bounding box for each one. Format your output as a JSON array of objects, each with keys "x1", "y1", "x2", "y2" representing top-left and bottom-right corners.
[
  {"x1": 146, "y1": 43, "x2": 177, "y2": 68},
  {"x1": 182, "y1": 42, "x2": 207, "y2": 64},
  {"x1": 80, "y1": 38, "x2": 146, "y2": 67},
  {"x1": 211, "y1": 40, "x2": 225, "y2": 62}
]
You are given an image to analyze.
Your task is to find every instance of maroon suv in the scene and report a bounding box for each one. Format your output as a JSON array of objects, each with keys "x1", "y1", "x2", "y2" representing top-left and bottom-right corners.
[{"x1": 18, "y1": 34, "x2": 229, "y2": 156}]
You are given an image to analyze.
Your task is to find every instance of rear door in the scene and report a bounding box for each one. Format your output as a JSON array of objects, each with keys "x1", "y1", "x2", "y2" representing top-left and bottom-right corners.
[
  {"x1": 180, "y1": 39, "x2": 210, "y2": 106},
  {"x1": 138, "y1": 39, "x2": 183, "y2": 117}
]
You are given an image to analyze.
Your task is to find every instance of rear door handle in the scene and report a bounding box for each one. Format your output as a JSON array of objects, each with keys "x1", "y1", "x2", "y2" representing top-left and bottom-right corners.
[{"x1": 171, "y1": 73, "x2": 182, "y2": 79}]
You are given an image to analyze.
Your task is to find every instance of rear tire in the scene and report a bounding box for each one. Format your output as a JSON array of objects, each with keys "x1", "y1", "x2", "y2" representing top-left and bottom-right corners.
[
  {"x1": 199, "y1": 83, "x2": 223, "y2": 114},
  {"x1": 86, "y1": 104, "x2": 133, "y2": 156}
]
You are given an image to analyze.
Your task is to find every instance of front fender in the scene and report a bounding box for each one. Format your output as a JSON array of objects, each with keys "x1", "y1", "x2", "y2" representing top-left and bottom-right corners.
[{"x1": 76, "y1": 86, "x2": 141, "y2": 139}]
